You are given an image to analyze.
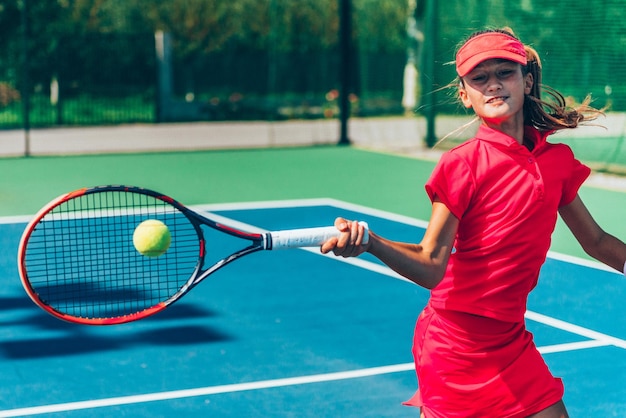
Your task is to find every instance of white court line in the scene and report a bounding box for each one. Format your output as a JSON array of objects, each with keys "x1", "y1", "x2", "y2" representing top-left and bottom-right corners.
[
  {"x1": 195, "y1": 198, "x2": 621, "y2": 274},
  {"x1": 0, "y1": 335, "x2": 615, "y2": 417},
  {"x1": 524, "y1": 311, "x2": 626, "y2": 349},
  {"x1": 0, "y1": 215, "x2": 32, "y2": 224},
  {"x1": 307, "y1": 248, "x2": 626, "y2": 349},
  {"x1": 537, "y1": 339, "x2": 612, "y2": 355},
  {"x1": 199, "y1": 199, "x2": 626, "y2": 350},
  {"x1": 3, "y1": 365, "x2": 414, "y2": 417},
  {"x1": 2, "y1": 198, "x2": 624, "y2": 416}
]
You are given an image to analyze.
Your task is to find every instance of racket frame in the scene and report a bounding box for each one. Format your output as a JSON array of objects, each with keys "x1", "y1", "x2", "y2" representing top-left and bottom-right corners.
[
  {"x1": 18, "y1": 186, "x2": 268, "y2": 325},
  {"x1": 18, "y1": 185, "x2": 366, "y2": 325}
]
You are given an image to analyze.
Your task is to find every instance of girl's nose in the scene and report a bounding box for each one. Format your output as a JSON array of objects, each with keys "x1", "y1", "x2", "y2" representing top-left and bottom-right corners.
[{"x1": 486, "y1": 76, "x2": 502, "y2": 91}]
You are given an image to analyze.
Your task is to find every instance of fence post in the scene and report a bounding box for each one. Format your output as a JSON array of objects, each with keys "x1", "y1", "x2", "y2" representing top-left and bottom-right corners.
[
  {"x1": 422, "y1": 0, "x2": 437, "y2": 148},
  {"x1": 20, "y1": 0, "x2": 31, "y2": 156},
  {"x1": 154, "y1": 31, "x2": 173, "y2": 124},
  {"x1": 338, "y1": 0, "x2": 352, "y2": 146}
]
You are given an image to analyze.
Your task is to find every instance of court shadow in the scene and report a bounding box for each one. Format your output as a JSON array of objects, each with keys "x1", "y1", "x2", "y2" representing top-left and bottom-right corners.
[
  {"x1": 0, "y1": 324, "x2": 233, "y2": 359},
  {"x1": 1, "y1": 334, "x2": 122, "y2": 359},
  {"x1": 3, "y1": 302, "x2": 217, "y2": 330},
  {"x1": 0, "y1": 295, "x2": 35, "y2": 310},
  {"x1": 1, "y1": 298, "x2": 233, "y2": 359}
]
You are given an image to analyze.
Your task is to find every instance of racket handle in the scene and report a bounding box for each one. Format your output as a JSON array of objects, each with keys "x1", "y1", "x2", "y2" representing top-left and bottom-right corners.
[{"x1": 268, "y1": 221, "x2": 369, "y2": 250}]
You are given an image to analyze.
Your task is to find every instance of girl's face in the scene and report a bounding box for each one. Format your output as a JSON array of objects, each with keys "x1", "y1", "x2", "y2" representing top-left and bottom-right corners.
[{"x1": 459, "y1": 59, "x2": 533, "y2": 126}]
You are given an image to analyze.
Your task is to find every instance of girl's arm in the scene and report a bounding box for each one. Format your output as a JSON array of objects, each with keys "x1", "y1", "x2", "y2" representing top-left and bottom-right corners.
[
  {"x1": 559, "y1": 195, "x2": 626, "y2": 273},
  {"x1": 321, "y1": 200, "x2": 459, "y2": 289}
]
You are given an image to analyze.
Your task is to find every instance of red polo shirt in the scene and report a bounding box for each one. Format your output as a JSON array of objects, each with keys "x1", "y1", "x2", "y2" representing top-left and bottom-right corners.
[{"x1": 425, "y1": 125, "x2": 589, "y2": 322}]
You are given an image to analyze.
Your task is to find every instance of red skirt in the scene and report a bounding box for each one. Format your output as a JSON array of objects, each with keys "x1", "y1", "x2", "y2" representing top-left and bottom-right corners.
[{"x1": 403, "y1": 304, "x2": 564, "y2": 417}]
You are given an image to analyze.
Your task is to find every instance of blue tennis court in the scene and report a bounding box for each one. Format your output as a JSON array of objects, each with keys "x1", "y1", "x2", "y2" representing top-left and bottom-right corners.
[{"x1": 0, "y1": 199, "x2": 624, "y2": 417}]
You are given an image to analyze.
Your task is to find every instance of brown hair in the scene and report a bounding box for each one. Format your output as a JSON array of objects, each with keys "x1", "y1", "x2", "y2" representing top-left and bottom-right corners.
[{"x1": 459, "y1": 28, "x2": 603, "y2": 132}]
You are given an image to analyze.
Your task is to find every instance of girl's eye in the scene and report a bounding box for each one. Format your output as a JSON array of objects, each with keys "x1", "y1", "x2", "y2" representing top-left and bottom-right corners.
[
  {"x1": 467, "y1": 66, "x2": 517, "y2": 83},
  {"x1": 471, "y1": 74, "x2": 487, "y2": 83}
]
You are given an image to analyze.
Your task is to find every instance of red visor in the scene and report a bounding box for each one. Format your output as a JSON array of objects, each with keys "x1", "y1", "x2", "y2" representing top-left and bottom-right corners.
[{"x1": 456, "y1": 32, "x2": 527, "y2": 77}]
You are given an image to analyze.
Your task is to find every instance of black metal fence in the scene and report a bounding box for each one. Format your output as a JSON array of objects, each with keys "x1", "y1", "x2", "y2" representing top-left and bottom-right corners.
[
  {"x1": 1, "y1": 32, "x2": 408, "y2": 129},
  {"x1": 0, "y1": 3, "x2": 409, "y2": 130},
  {"x1": 4, "y1": 1, "x2": 626, "y2": 133},
  {"x1": 1, "y1": 32, "x2": 157, "y2": 129}
]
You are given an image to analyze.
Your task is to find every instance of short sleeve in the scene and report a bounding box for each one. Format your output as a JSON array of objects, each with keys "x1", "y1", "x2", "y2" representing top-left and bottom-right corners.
[
  {"x1": 560, "y1": 152, "x2": 590, "y2": 207},
  {"x1": 425, "y1": 151, "x2": 475, "y2": 220}
]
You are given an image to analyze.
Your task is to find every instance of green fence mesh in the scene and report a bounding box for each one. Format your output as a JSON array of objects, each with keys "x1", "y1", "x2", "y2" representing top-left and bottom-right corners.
[
  {"x1": 426, "y1": 0, "x2": 626, "y2": 172},
  {"x1": 2, "y1": 1, "x2": 626, "y2": 171}
]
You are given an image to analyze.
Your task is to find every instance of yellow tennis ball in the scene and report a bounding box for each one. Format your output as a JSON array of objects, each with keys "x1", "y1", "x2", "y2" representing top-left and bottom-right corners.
[{"x1": 133, "y1": 219, "x2": 171, "y2": 257}]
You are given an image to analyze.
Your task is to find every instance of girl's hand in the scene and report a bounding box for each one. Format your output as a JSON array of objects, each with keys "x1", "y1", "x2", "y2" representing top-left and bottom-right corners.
[{"x1": 320, "y1": 217, "x2": 369, "y2": 257}]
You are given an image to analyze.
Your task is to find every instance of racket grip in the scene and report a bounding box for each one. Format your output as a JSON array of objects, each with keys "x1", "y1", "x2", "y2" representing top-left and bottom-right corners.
[{"x1": 268, "y1": 221, "x2": 369, "y2": 250}]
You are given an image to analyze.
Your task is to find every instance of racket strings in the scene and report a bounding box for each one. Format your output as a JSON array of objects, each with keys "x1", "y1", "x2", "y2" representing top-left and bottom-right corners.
[{"x1": 23, "y1": 190, "x2": 201, "y2": 320}]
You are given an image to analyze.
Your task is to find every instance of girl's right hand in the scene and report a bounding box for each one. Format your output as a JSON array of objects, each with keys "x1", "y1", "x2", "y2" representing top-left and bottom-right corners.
[{"x1": 320, "y1": 217, "x2": 370, "y2": 258}]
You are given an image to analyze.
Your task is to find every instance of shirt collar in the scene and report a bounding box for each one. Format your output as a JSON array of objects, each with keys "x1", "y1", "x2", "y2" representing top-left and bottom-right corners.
[{"x1": 474, "y1": 124, "x2": 549, "y2": 151}]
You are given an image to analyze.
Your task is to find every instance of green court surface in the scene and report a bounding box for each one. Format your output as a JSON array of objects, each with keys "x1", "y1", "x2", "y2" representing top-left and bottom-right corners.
[{"x1": 2, "y1": 144, "x2": 626, "y2": 261}]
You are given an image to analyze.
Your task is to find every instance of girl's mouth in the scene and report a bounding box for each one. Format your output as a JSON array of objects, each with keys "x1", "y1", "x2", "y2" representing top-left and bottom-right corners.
[{"x1": 487, "y1": 96, "x2": 508, "y2": 104}]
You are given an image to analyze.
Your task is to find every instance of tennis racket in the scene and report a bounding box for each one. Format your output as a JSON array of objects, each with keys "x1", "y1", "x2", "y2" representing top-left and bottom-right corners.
[{"x1": 18, "y1": 185, "x2": 369, "y2": 325}]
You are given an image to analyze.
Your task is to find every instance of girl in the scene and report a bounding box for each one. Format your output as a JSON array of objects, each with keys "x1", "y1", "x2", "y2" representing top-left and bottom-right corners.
[{"x1": 321, "y1": 28, "x2": 626, "y2": 417}]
